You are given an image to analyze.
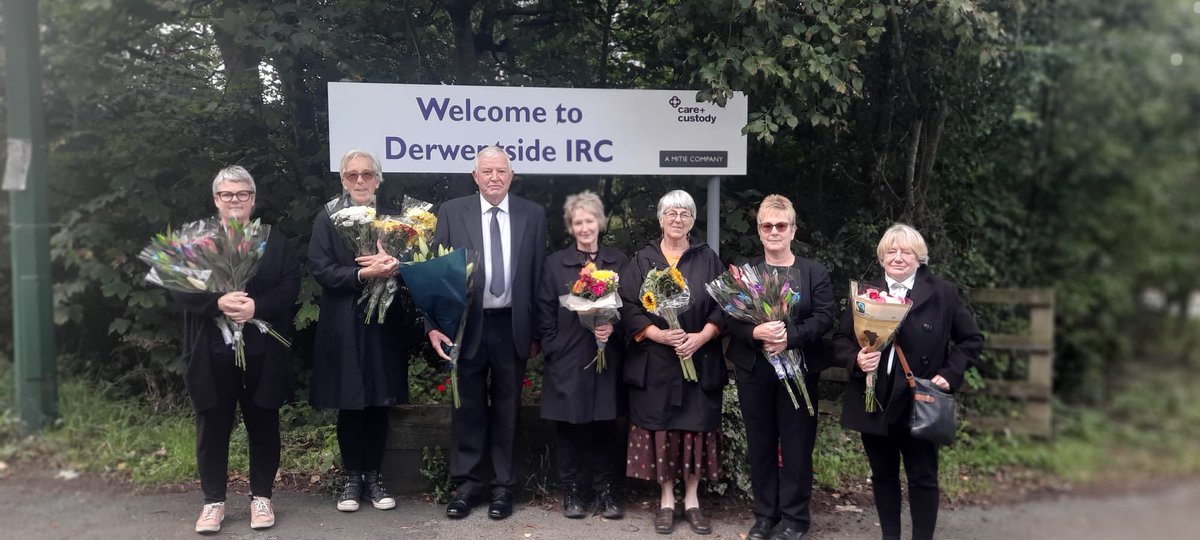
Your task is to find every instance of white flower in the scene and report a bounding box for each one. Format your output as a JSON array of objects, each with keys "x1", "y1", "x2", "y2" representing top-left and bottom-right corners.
[{"x1": 331, "y1": 206, "x2": 376, "y2": 227}]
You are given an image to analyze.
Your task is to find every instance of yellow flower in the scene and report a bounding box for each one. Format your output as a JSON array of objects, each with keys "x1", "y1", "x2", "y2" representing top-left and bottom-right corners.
[
  {"x1": 669, "y1": 267, "x2": 686, "y2": 289},
  {"x1": 591, "y1": 269, "x2": 615, "y2": 281},
  {"x1": 641, "y1": 291, "x2": 658, "y2": 312}
]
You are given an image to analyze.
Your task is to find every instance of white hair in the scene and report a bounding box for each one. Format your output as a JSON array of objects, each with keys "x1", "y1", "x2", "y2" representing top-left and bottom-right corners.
[
  {"x1": 211, "y1": 165, "x2": 256, "y2": 194},
  {"x1": 656, "y1": 189, "x2": 696, "y2": 220}
]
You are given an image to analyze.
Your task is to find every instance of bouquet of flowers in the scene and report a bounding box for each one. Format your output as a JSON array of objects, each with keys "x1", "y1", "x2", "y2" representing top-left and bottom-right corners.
[
  {"x1": 328, "y1": 196, "x2": 438, "y2": 324},
  {"x1": 138, "y1": 218, "x2": 291, "y2": 369},
  {"x1": 849, "y1": 280, "x2": 914, "y2": 412},
  {"x1": 558, "y1": 262, "x2": 622, "y2": 372},
  {"x1": 639, "y1": 266, "x2": 696, "y2": 381},
  {"x1": 706, "y1": 263, "x2": 814, "y2": 414},
  {"x1": 397, "y1": 244, "x2": 476, "y2": 408}
]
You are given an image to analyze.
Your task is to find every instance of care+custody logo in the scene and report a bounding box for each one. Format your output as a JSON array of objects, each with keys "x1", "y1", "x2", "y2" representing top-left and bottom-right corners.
[{"x1": 668, "y1": 95, "x2": 681, "y2": 108}]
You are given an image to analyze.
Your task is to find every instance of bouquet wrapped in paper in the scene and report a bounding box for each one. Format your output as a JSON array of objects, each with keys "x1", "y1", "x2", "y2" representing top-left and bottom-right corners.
[
  {"x1": 327, "y1": 196, "x2": 437, "y2": 324},
  {"x1": 397, "y1": 245, "x2": 476, "y2": 408},
  {"x1": 138, "y1": 218, "x2": 291, "y2": 369},
  {"x1": 558, "y1": 262, "x2": 622, "y2": 373},
  {"x1": 638, "y1": 266, "x2": 696, "y2": 381},
  {"x1": 849, "y1": 280, "x2": 914, "y2": 412},
  {"x1": 706, "y1": 263, "x2": 814, "y2": 414}
]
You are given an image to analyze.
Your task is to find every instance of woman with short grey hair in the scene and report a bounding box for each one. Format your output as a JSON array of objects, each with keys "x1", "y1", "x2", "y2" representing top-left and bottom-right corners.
[{"x1": 618, "y1": 189, "x2": 725, "y2": 535}]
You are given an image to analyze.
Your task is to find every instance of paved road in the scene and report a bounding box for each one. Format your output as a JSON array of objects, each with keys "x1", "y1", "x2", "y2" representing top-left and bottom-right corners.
[{"x1": 1, "y1": 471, "x2": 1196, "y2": 539}]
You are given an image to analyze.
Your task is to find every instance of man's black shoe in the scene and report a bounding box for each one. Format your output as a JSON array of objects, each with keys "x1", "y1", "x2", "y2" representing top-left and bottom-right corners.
[
  {"x1": 488, "y1": 490, "x2": 514, "y2": 520},
  {"x1": 445, "y1": 493, "x2": 478, "y2": 519},
  {"x1": 748, "y1": 517, "x2": 778, "y2": 539},
  {"x1": 771, "y1": 526, "x2": 807, "y2": 540}
]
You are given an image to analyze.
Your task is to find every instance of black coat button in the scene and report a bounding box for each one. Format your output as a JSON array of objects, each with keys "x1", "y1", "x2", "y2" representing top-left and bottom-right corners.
[{"x1": 922, "y1": 323, "x2": 933, "y2": 332}]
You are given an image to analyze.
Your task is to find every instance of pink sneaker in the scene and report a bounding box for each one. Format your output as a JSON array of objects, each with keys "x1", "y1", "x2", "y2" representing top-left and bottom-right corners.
[
  {"x1": 195, "y1": 502, "x2": 225, "y2": 533},
  {"x1": 250, "y1": 496, "x2": 275, "y2": 530}
]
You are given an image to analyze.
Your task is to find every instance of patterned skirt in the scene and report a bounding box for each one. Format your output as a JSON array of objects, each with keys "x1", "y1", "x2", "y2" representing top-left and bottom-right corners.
[{"x1": 625, "y1": 422, "x2": 720, "y2": 483}]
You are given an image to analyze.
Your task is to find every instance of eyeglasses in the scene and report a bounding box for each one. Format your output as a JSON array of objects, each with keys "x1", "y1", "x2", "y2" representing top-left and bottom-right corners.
[
  {"x1": 215, "y1": 190, "x2": 254, "y2": 202},
  {"x1": 343, "y1": 170, "x2": 377, "y2": 182},
  {"x1": 758, "y1": 222, "x2": 791, "y2": 233},
  {"x1": 663, "y1": 210, "x2": 693, "y2": 221}
]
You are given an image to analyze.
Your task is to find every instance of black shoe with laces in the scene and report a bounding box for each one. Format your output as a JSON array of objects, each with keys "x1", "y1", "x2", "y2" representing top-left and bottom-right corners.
[
  {"x1": 363, "y1": 470, "x2": 396, "y2": 510},
  {"x1": 594, "y1": 483, "x2": 624, "y2": 519},
  {"x1": 562, "y1": 483, "x2": 588, "y2": 519},
  {"x1": 336, "y1": 471, "x2": 363, "y2": 512}
]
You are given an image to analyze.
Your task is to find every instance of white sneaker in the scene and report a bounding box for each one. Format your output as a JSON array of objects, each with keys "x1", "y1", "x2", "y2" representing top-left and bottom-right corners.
[
  {"x1": 250, "y1": 496, "x2": 275, "y2": 530},
  {"x1": 195, "y1": 502, "x2": 224, "y2": 533}
]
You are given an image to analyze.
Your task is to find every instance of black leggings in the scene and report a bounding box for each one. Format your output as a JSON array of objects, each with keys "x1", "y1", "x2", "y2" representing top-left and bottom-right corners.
[
  {"x1": 336, "y1": 407, "x2": 390, "y2": 472},
  {"x1": 195, "y1": 353, "x2": 280, "y2": 504}
]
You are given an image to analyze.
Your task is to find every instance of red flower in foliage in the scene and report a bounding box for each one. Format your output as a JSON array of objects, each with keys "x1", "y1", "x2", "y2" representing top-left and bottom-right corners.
[
  {"x1": 437, "y1": 384, "x2": 447, "y2": 393},
  {"x1": 522, "y1": 378, "x2": 533, "y2": 388}
]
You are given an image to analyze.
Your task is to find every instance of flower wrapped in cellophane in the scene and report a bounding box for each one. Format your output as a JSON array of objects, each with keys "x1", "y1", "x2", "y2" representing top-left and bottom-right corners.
[
  {"x1": 849, "y1": 280, "x2": 914, "y2": 413},
  {"x1": 558, "y1": 262, "x2": 622, "y2": 373},
  {"x1": 397, "y1": 244, "x2": 476, "y2": 408},
  {"x1": 328, "y1": 196, "x2": 438, "y2": 324},
  {"x1": 138, "y1": 218, "x2": 291, "y2": 369},
  {"x1": 706, "y1": 263, "x2": 814, "y2": 414},
  {"x1": 639, "y1": 266, "x2": 696, "y2": 381}
]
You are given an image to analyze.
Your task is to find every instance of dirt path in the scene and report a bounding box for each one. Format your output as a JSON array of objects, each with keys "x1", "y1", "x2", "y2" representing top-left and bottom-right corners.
[{"x1": 1, "y1": 470, "x2": 1196, "y2": 539}]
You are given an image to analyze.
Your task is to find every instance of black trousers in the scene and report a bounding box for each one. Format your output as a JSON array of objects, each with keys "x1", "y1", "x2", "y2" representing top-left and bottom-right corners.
[
  {"x1": 736, "y1": 362, "x2": 819, "y2": 531},
  {"x1": 195, "y1": 353, "x2": 280, "y2": 504},
  {"x1": 336, "y1": 406, "x2": 390, "y2": 472},
  {"x1": 451, "y1": 309, "x2": 527, "y2": 497},
  {"x1": 554, "y1": 420, "x2": 624, "y2": 491},
  {"x1": 861, "y1": 427, "x2": 940, "y2": 540}
]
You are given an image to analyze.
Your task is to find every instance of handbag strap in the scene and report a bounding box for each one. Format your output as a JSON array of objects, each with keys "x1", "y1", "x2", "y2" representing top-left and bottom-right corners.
[{"x1": 895, "y1": 343, "x2": 917, "y2": 390}]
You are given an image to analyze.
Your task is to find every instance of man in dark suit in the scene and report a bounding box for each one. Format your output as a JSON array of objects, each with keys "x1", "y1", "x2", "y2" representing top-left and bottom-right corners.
[{"x1": 428, "y1": 146, "x2": 547, "y2": 520}]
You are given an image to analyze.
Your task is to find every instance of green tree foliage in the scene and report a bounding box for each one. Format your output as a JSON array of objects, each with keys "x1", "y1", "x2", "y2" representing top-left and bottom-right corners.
[{"x1": 0, "y1": 0, "x2": 1194, "y2": 406}]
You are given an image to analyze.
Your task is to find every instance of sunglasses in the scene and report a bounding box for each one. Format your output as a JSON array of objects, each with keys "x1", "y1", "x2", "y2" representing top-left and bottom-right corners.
[{"x1": 758, "y1": 222, "x2": 791, "y2": 233}]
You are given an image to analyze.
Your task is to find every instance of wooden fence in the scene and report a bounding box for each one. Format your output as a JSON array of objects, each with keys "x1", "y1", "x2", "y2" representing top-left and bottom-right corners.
[{"x1": 820, "y1": 288, "x2": 1055, "y2": 438}]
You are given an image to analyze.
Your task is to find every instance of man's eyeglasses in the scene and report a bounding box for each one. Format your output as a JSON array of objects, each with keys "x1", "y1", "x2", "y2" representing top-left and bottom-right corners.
[
  {"x1": 663, "y1": 210, "x2": 693, "y2": 221},
  {"x1": 759, "y1": 222, "x2": 791, "y2": 233},
  {"x1": 215, "y1": 190, "x2": 254, "y2": 202},
  {"x1": 343, "y1": 170, "x2": 377, "y2": 182}
]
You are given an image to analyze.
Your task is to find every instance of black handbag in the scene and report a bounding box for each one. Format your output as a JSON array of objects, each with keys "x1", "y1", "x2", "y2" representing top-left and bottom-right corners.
[{"x1": 896, "y1": 346, "x2": 957, "y2": 445}]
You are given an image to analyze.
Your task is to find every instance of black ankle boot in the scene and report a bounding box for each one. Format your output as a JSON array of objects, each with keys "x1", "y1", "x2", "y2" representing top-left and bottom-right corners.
[
  {"x1": 363, "y1": 471, "x2": 396, "y2": 510},
  {"x1": 595, "y1": 482, "x2": 624, "y2": 519},
  {"x1": 562, "y1": 482, "x2": 588, "y2": 519},
  {"x1": 336, "y1": 471, "x2": 363, "y2": 512}
]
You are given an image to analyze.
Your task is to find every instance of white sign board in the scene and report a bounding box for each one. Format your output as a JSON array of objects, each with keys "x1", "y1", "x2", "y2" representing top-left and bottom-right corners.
[{"x1": 328, "y1": 82, "x2": 747, "y2": 175}]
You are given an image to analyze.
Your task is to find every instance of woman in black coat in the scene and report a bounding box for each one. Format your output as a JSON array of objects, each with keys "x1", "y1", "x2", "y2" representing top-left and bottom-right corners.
[
  {"x1": 619, "y1": 189, "x2": 725, "y2": 536},
  {"x1": 724, "y1": 195, "x2": 834, "y2": 540},
  {"x1": 175, "y1": 165, "x2": 300, "y2": 533},
  {"x1": 308, "y1": 149, "x2": 405, "y2": 513},
  {"x1": 833, "y1": 223, "x2": 983, "y2": 540},
  {"x1": 536, "y1": 190, "x2": 628, "y2": 520}
]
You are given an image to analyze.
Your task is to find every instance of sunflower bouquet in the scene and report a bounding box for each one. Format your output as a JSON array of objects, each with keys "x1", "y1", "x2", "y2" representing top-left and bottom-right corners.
[
  {"x1": 706, "y1": 263, "x2": 813, "y2": 414},
  {"x1": 639, "y1": 266, "x2": 696, "y2": 382},
  {"x1": 558, "y1": 262, "x2": 622, "y2": 372},
  {"x1": 139, "y1": 217, "x2": 291, "y2": 369}
]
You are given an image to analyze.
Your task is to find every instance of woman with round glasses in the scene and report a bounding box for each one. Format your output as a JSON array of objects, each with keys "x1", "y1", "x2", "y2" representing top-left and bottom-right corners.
[
  {"x1": 725, "y1": 195, "x2": 834, "y2": 540},
  {"x1": 618, "y1": 189, "x2": 724, "y2": 535},
  {"x1": 176, "y1": 165, "x2": 300, "y2": 533},
  {"x1": 308, "y1": 149, "x2": 405, "y2": 513}
]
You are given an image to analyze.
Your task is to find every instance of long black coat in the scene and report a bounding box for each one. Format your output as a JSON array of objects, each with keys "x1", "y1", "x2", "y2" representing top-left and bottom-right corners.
[
  {"x1": 537, "y1": 245, "x2": 628, "y2": 424},
  {"x1": 619, "y1": 238, "x2": 725, "y2": 432},
  {"x1": 174, "y1": 228, "x2": 300, "y2": 412},
  {"x1": 308, "y1": 203, "x2": 408, "y2": 410},
  {"x1": 835, "y1": 265, "x2": 983, "y2": 436},
  {"x1": 725, "y1": 255, "x2": 835, "y2": 380}
]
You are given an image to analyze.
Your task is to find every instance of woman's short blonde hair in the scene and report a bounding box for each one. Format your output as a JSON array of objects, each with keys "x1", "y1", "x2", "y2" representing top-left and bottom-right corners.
[
  {"x1": 876, "y1": 223, "x2": 930, "y2": 264},
  {"x1": 563, "y1": 190, "x2": 607, "y2": 232},
  {"x1": 757, "y1": 194, "x2": 796, "y2": 225}
]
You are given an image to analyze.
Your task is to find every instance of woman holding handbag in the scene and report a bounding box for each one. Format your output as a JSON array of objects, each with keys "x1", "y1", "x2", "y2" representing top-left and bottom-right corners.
[{"x1": 832, "y1": 223, "x2": 983, "y2": 540}]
